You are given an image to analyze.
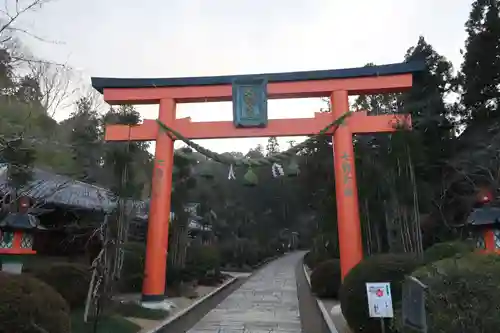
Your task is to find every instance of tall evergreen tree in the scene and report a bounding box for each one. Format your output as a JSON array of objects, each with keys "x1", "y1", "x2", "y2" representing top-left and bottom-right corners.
[
  {"x1": 461, "y1": 0, "x2": 500, "y2": 123},
  {"x1": 67, "y1": 97, "x2": 102, "y2": 183},
  {"x1": 352, "y1": 37, "x2": 456, "y2": 250},
  {"x1": 265, "y1": 137, "x2": 280, "y2": 156},
  {"x1": 0, "y1": 137, "x2": 36, "y2": 209},
  {"x1": 16, "y1": 75, "x2": 42, "y2": 106},
  {"x1": 102, "y1": 105, "x2": 152, "y2": 199}
]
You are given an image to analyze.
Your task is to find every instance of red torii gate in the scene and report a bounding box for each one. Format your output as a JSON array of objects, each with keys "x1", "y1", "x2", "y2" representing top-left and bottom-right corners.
[{"x1": 92, "y1": 62, "x2": 422, "y2": 305}]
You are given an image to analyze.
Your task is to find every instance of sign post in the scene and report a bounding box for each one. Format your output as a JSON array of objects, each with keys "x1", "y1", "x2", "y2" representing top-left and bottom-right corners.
[
  {"x1": 366, "y1": 282, "x2": 394, "y2": 333},
  {"x1": 402, "y1": 276, "x2": 427, "y2": 333}
]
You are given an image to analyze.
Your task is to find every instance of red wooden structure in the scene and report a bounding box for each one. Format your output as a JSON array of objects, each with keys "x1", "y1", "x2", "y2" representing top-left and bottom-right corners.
[
  {"x1": 468, "y1": 188, "x2": 500, "y2": 254},
  {"x1": 92, "y1": 62, "x2": 422, "y2": 303}
]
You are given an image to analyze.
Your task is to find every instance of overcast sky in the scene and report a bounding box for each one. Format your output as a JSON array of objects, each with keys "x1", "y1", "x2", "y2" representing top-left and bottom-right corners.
[{"x1": 18, "y1": 0, "x2": 472, "y2": 154}]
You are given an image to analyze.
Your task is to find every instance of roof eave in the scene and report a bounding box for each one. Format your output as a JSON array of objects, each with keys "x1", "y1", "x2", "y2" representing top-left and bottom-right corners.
[{"x1": 91, "y1": 61, "x2": 425, "y2": 94}]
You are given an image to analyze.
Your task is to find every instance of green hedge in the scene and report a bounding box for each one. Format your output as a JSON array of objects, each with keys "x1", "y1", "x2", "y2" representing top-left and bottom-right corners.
[
  {"x1": 394, "y1": 253, "x2": 500, "y2": 332},
  {"x1": 304, "y1": 251, "x2": 334, "y2": 270},
  {"x1": 310, "y1": 259, "x2": 341, "y2": 298},
  {"x1": 186, "y1": 244, "x2": 220, "y2": 277},
  {"x1": 339, "y1": 253, "x2": 421, "y2": 333},
  {"x1": 0, "y1": 272, "x2": 71, "y2": 333},
  {"x1": 423, "y1": 241, "x2": 475, "y2": 264},
  {"x1": 32, "y1": 262, "x2": 91, "y2": 309},
  {"x1": 119, "y1": 242, "x2": 147, "y2": 293},
  {"x1": 219, "y1": 239, "x2": 278, "y2": 269}
]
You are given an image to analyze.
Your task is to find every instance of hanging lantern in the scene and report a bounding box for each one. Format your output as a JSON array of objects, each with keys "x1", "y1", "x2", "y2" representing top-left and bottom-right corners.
[
  {"x1": 243, "y1": 167, "x2": 258, "y2": 187},
  {"x1": 0, "y1": 212, "x2": 41, "y2": 274},
  {"x1": 285, "y1": 158, "x2": 300, "y2": 177},
  {"x1": 476, "y1": 188, "x2": 493, "y2": 205}
]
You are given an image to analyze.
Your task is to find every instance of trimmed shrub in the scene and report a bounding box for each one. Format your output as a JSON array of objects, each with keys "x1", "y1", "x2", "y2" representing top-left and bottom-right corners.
[
  {"x1": 186, "y1": 244, "x2": 221, "y2": 281},
  {"x1": 219, "y1": 241, "x2": 237, "y2": 267},
  {"x1": 0, "y1": 272, "x2": 71, "y2": 333},
  {"x1": 304, "y1": 250, "x2": 333, "y2": 270},
  {"x1": 119, "y1": 242, "x2": 146, "y2": 293},
  {"x1": 310, "y1": 259, "x2": 341, "y2": 298},
  {"x1": 239, "y1": 239, "x2": 261, "y2": 267},
  {"x1": 393, "y1": 253, "x2": 500, "y2": 332},
  {"x1": 219, "y1": 239, "x2": 260, "y2": 268},
  {"x1": 305, "y1": 233, "x2": 340, "y2": 270},
  {"x1": 32, "y1": 262, "x2": 91, "y2": 309},
  {"x1": 339, "y1": 253, "x2": 421, "y2": 333},
  {"x1": 423, "y1": 240, "x2": 475, "y2": 264}
]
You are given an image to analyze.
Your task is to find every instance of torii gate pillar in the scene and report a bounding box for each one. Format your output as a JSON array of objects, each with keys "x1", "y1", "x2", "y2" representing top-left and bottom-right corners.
[
  {"x1": 142, "y1": 99, "x2": 175, "y2": 302},
  {"x1": 92, "y1": 61, "x2": 423, "y2": 305},
  {"x1": 331, "y1": 90, "x2": 363, "y2": 277}
]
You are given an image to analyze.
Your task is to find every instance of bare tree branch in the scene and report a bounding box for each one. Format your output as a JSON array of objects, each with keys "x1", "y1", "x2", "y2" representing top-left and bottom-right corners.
[
  {"x1": 0, "y1": 0, "x2": 53, "y2": 36},
  {"x1": 0, "y1": 1, "x2": 64, "y2": 68},
  {"x1": 28, "y1": 60, "x2": 78, "y2": 117},
  {"x1": 6, "y1": 26, "x2": 63, "y2": 44}
]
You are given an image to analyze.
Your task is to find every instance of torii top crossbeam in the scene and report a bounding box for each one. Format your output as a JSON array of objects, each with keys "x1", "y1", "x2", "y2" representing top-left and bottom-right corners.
[
  {"x1": 92, "y1": 62, "x2": 422, "y2": 141},
  {"x1": 92, "y1": 62, "x2": 422, "y2": 101}
]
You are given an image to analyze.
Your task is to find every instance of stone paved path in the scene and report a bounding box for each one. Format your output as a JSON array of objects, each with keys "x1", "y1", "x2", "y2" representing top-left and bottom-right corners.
[{"x1": 187, "y1": 252, "x2": 304, "y2": 333}]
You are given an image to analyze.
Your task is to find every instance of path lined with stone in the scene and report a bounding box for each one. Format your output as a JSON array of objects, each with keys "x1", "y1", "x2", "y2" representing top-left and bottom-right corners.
[{"x1": 187, "y1": 252, "x2": 304, "y2": 333}]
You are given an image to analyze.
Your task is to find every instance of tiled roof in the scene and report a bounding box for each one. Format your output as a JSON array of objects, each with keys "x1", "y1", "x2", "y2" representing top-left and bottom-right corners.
[
  {"x1": 0, "y1": 164, "x2": 203, "y2": 219},
  {"x1": 0, "y1": 163, "x2": 116, "y2": 211}
]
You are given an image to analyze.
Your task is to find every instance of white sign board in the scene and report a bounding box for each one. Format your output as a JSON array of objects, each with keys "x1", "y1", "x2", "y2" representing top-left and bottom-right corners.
[{"x1": 366, "y1": 282, "x2": 394, "y2": 318}]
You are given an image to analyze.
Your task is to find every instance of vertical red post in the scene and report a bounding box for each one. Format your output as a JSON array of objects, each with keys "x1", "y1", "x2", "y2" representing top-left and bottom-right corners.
[
  {"x1": 142, "y1": 98, "x2": 176, "y2": 302},
  {"x1": 331, "y1": 90, "x2": 364, "y2": 279},
  {"x1": 484, "y1": 230, "x2": 496, "y2": 253}
]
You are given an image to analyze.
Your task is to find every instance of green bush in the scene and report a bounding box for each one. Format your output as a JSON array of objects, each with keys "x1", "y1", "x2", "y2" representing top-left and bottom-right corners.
[
  {"x1": 0, "y1": 272, "x2": 71, "y2": 333},
  {"x1": 186, "y1": 244, "x2": 221, "y2": 279},
  {"x1": 305, "y1": 233, "x2": 340, "y2": 270},
  {"x1": 239, "y1": 239, "x2": 261, "y2": 266},
  {"x1": 71, "y1": 309, "x2": 140, "y2": 333},
  {"x1": 219, "y1": 241, "x2": 236, "y2": 267},
  {"x1": 219, "y1": 239, "x2": 261, "y2": 268},
  {"x1": 119, "y1": 242, "x2": 194, "y2": 292},
  {"x1": 310, "y1": 259, "x2": 341, "y2": 298},
  {"x1": 211, "y1": 239, "x2": 279, "y2": 271},
  {"x1": 339, "y1": 253, "x2": 421, "y2": 333},
  {"x1": 253, "y1": 241, "x2": 281, "y2": 266},
  {"x1": 394, "y1": 253, "x2": 500, "y2": 332},
  {"x1": 165, "y1": 264, "x2": 183, "y2": 288},
  {"x1": 119, "y1": 242, "x2": 146, "y2": 293},
  {"x1": 423, "y1": 240, "x2": 475, "y2": 264},
  {"x1": 32, "y1": 262, "x2": 91, "y2": 309},
  {"x1": 304, "y1": 250, "x2": 333, "y2": 270},
  {"x1": 119, "y1": 242, "x2": 224, "y2": 292}
]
